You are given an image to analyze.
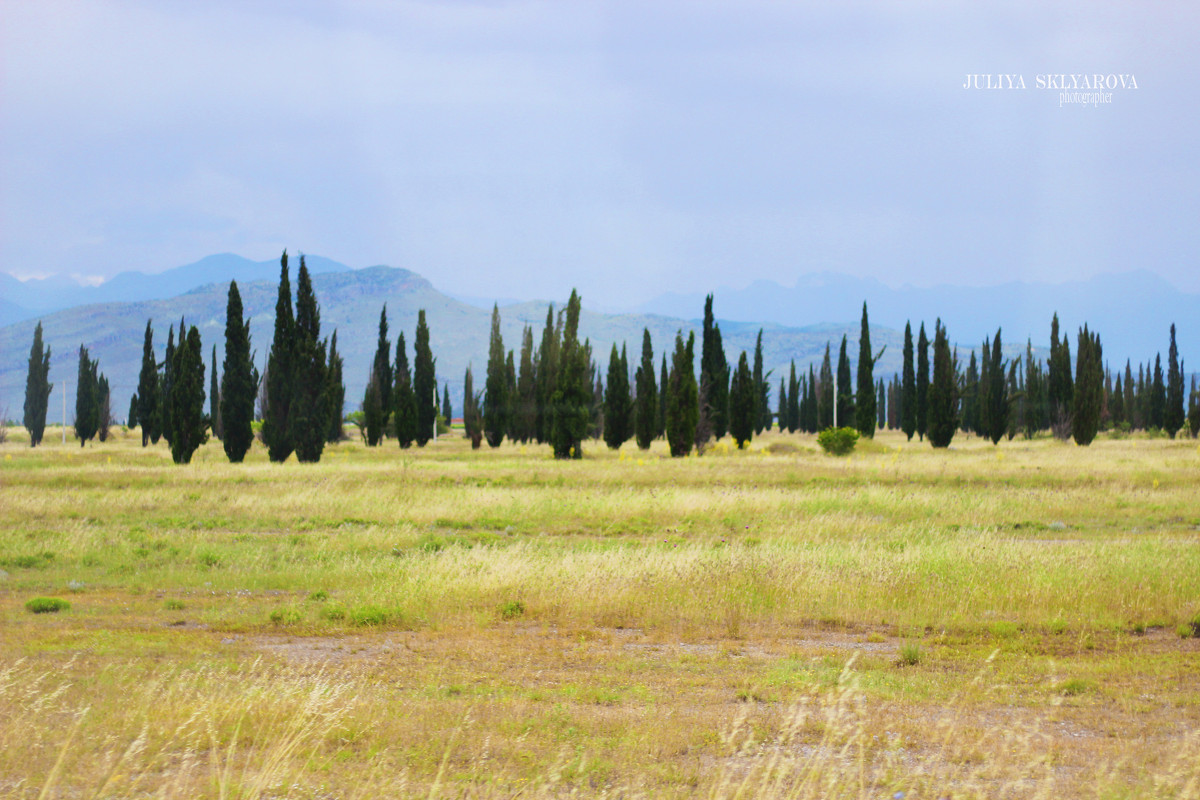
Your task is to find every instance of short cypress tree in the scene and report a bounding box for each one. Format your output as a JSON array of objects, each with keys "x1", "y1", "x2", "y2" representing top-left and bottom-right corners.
[
  {"x1": 505, "y1": 350, "x2": 517, "y2": 440},
  {"x1": 169, "y1": 326, "x2": 209, "y2": 464},
  {"x1": 901, "y1": 322, "x2": 916, "y2": 441},
  {"x1": 634, "y1": 329, "x2": 658, "y2": 450},
  {"x1": 290, "y1": 257, "x2": 329, "y2": 463},
  {"x1": 74, "y1": 345, "x2": 99, "y2": 446},
  {"x1": 855, "y1": 303, "x2": 885, "y2": 438},
  {"x1": 210, "y1": 344, "x2": 222, "y2": 440},
  {"x1": 221, "y1": 280, "x2": 256, "y2": 463},
  {"x1": 962, "y1": 350, "x2": 979, "y2": 434},
  {"x1": 137, "y1": 320, "x2": 160, "y2": 446},
  {"x1": 483, "y1": 304, "x2": 508, "y2": 448},
  {"x1": 262, "y1": 251, "x2": 295, "y2": 462},
  {"x1": 665, "y1": 331, "x2": 699, "y2": 457},
  {"x1": 1110, "y1": 373, "x2": 1125, "y2": 427},
  {"x1": 1149, "y1": 354, "x2": 1166, "y2": 430},
  {"x1": 462, "y1": 366, "x2": 483, "y2": 448},
  {"x1": 817, "y1": 346, "x2": 833, "y2": 429},
  {"x1": 550, "y1": 291, "x2": 590, "y2": 459},
  {"x1": 835, "y1": 336, "x2": 853, "y2": 428},
  {"x1": 1072, "y1": 325, "x2": 1103, "y2": 446},
  {"x1": 96, "y1": 374, "x2": 112, "y2": 443},
  {"x1": 777, "y1": 376, "x2": 787, "y2": 433},
  {"x1": 1188, "y1": 376, "x2": 1200, "y2": 438},
  {"x1": 393, "y1": 332, "x2": 417, "y2": 448},
  {"x1": 787, "y1": 361, "x2": 800, "y2": 433},
  {"x1": 362, "y1": 370, "x2": 384, "y2": 446},
  {"x1": 128, "y1": 393, "x2": 138, "y2": 428},
  {"x1": 805, "y1": 366, "x2": 818, "y2": 432},
  {"x1": 23, "y1": 321, "x2": 53, "y2": 447},
  {"x1": 729, "y1": 351, "x2": 754, "y2": 448},
  {"x1": 916, "y1": 323, "x2": 929, "y2": 441},
  {"x1": 326, "y1": 330, "x2": 345, "y2": 443},
  {"x1": 658, "y1": 355, "x2": 668, "y2": 439},
  {"x1": 372, "y1": 305, "x2": 393, "y2": 431},
  {"x1": 926, "y1": 320, "x2": 957, "y2": 448},
  {"x1": 1023, "y1": 339, "x2": 1044, "y2": 439},
  {"x1": 876, "y1": 378, "x2": 886, "y2": 430},
  {"x1": 443, "y1": 384, "x2": 453, "y2": 426},
  {"x1": 603, "y1": 343, "x2": 633, "y2": 449},
  {"x1": 413, "y1": 310, "x2": 436, "y2": 446},
  {"x1": 1165, "y1": 324, "x2": 1185, "y2": 438},
  {"x1": 984, "y1": 329, "x2": 1009, "y2": 445}
]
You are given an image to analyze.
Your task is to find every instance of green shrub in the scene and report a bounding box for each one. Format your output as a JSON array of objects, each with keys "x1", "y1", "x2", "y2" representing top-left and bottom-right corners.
[
  {"x1": 25, "y1": 597, "x2": 70, "y2": 614},
  {"x1": 897, "y1": 642, "x2": 923, "y2": 666},
  {"x1": 817, "y1": 427, "x2": 859, "y2": 456},
  {"x1": 197, "y1": 551, "x2": 220, "y2": 568},
  {"x1": 499, "y1": 600, "x2": 525, "y2": 620},
  {"x1": 308, "y1": 590, "x2": 329, "y2": 601},
  {"x1": 321, "y1": 604, "x2": 347, "y2": 621},
  {"x1": 269, "y1": 607, "x2": 302, "y2": 626},
  {"x1": 164, "y1": 599, "x2": 186, "y2": 611},
  {"x1": 1057, "y1": 678, "x2": 1091, "y2": 696},
  {"x1": 349, "y1": 604, "x2": 396, "y2": 627}
]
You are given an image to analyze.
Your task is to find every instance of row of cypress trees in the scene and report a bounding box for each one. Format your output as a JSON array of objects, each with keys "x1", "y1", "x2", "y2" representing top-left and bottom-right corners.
[{"x1": 362, "y1": 303, "x2": 437, "y2": 449}]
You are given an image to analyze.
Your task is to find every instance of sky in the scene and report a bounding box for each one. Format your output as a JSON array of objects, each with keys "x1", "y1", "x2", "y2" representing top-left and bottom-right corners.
[{"x1": 2, "y1": 1, "x2": 1197, "y2": 308}]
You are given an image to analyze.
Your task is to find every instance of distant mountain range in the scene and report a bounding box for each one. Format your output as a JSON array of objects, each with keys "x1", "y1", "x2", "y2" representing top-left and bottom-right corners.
[
  {"x1": 633, "y1": 269, "x2": 1197, "y2": 372},
  {"x1": 3, "y1": 255, "x2": 1187, "y2": 424},
  {"x1": 0, "y1": 264, "x2": 914, "y2": 421}
]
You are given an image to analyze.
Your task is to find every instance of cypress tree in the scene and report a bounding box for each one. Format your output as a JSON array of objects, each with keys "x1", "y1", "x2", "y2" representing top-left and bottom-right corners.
[
  {"x1": 160, "y1": 324, "x2": 175, "y2": 446},
  {"x1": 1165, "y1": 324, "x2": 1185, "y2": 438},
  {"x1": 729, "y1": 351, "x2": 755, "y2": 448},
  {"x1": 634, "y1": 329, "x2": 658, "y2": 450},
  {"x1": 550, "y1": 290, "x2": 590, "y2": 459},
  {"x1": 916, "y1": 323, "x2": 929, "y2": 440},
  {"x1": 855, "y1": 303, "x2": 884, "y2": 438},
  {"x1": 835, "y1": 335, "x2": 853, "y2": 428},
  {"x1": 413, "y1": 310, "x2": 436, "y2": 447},
  {"x1": 22, "y1": 321, "x2": 52, "y2": 447},
  {"x1": 169, "y1": 326, "x2": 209, "y2": 464},
  {"x1": 483, "y1": 305, "x2": 508, "y2": 448},
  {"x1": 326, "y1": 330, "x2": 345, "y2": 443},
  {"x1": 1047, "y1": 313, "x2": 1074, "y2": 437},
  {"x1": 74, "y1": 345, "x2": 99, "y2": 446},
  {"x1": 535, "y1": 305, "x2": 559, "y2": 444},
  {"x1": 515, "y1": 326, "x2": 537, "y2": 443},
  {"x1": 1110, "y1": 373, "x2": 1125, "y2": 427},
  {"x1": 289, "y1": 257, "x2": 328, "y2": 463},
  {"x1": 393, "y1": 332, "x2": 417, "y2": 448},
  {"x1": 777, "y1": 377, "x2": 787, "y2": 433},
  {"x1": 362, "y1": 370, "x2": 384, "y2": 446},
  {"x1": 443, "y1": 384, "x2": 452, "y2": 425},
  {"x1": 96, "y1": 374, "x2": 112, "y2": 443},
  {"x1": 372, "y1": 305, "x2": 393, "y2": 431},
  {"x1": 927, "y1": 320, "x2": 957, "y2": 448},
  {"x1": 506, "y1": 349, "x2": 516, "y2": 441},
  {"x1": 1072, "y1": 325, "x2": 1103, "y2": 446},
  {"x1": 752, "y1": 330, "x2": 768, "y2": 434},
  {"x1": 962, "y1": 350, "x2": 978, "y2": 434},
  {"x1": 1123, "y1": 361, "x2": 1136, "y2": 430},
  {"x1": 666, "y1": 331, "x2": 699, "y2": 457},
  {"x1": 220, "y1": 280, "x2": 256, "y2": 463},
  {"x1": 787, "y1": 361, "x2": 800, "y2": 432},
  {"x1": 128, "y1": 394, "x2": 138, "y2": 428},
  {"x1": 1188, "y1": 376, "x2": 1200, "y2": 438},
  {"x1": 901, "y1": 322, "x2": 916, "y2": 441},
  {"x1": 210, "y1": 344, "x2": 222, "y2": 440},
  {"x1": 1023, "y1": 339, "x2": 1044, "y2": 439},
  {"x1": 817, "y1": 346, "x2": 833, "y2": 429},
  {"x1": 984, "y1": 329, "x2": 1008, "y2": 445},
  {"x1": 700, "y1": 295, "x2": 730, "y2": 440},
  {"x1": 1149, "y1": 354, "x2": 1165, "y2": 430},
  {"x1": 137, "y1": 320, "x2": 160, "y2": 446},
  {"x1": 463, "y1": 366, "x2": 483, "y2": 448},
  {"x1": 262, "y1": 250, "x2": 295, "y2": 462},
  {"x1": 604, "y1": 343, "x2": 633, "y2": 449},
  {"x1": 978, "y1": 336, "x2": 992, "y2": 437},
  {"x1": 876, "y1": 378, "x2": 886, "y2": 429},
  {"x1": 805, "y1": 366, "x2": 818, "y2": 432},
  {"x1": 658, "y1": 355, "x2": 668, "y2": 438}
]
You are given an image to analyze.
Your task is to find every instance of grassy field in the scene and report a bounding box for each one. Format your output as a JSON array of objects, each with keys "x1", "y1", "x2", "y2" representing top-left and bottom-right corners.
[{"x1": 2, "y1": 425, "x2": 1199, "y2": 798}]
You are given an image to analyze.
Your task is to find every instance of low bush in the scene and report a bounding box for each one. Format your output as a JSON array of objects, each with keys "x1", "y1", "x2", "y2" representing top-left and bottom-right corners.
[
  {"x1": 897, "y1": 642, "x2": 923, "y2": 666},
  {"x1": 25, "y1": 597, "x2": 70, "y2": 614},
  {"x1": 499, "y1": 600, "x2": 525, "y2": 620},
  {"x1": 817, "y1": 427, "x2": 859, "y2": 456}
]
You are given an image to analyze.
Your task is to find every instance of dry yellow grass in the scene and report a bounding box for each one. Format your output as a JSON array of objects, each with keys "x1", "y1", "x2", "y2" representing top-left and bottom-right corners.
[{"x1": 2, "y1": 426, "x2": 1199, "y2": 797}]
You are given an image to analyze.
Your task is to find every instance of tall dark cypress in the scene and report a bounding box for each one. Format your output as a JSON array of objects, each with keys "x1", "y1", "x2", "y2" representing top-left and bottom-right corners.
[
  {"x1": 1165, "y1": 324, "x2": 1185, "y2": 438},
  {"x1": 855, "y1": 303, "x2": 884, "y2": 438},
  {"x1": 876, "y1": 378, "x2": 886, "y2": 430},
  {"x1": 634, "y1": 329, "x2": 658, "y2": 450},
  {"x1": 128, "y1": 394, "x2": 139, "y2": 428},
  {"x1": 160, "y1": 325, "x2": 176, "y2": 446},
  {"x1": 753, "y1": 330, "x2": 768, "y2": 435},
  {"x1": 96, "y1": 374, "x2": 112, "y2": 443},
  {"x1": 393, "y1": 332, "x2": 417, "y2": 448},
  {"x1": 220, "y1": 280, "x2": 256, "y2": 462},
  {"x1": 1047, "y1": 313, "x2": 1074, "y2": 437},
  {"x1": 1110, "y1": 373, "x2": 1125, "y2": 428},
  {"x1": 666, "y1": 331, "x2": 699, "y2": 457},
  {"x1": 326, "y1": 330, "x2": 345, "y2": 443},
  {"x1": 1124, "y1": 361, "x2": 1136, "y2": 430},
  {"x1": 483, "y1": 304, "x2": 508, "y2": 448},
  {"x1": 777, "y1": 376, "x2": 787, "y2": 433},
  {"x1": 210, "y1": 344, "x2": 222, "y2": 441},
  {"x1": 463, "y1": 366, "x2": 483, "y2": 448},
  {"x1": 729, "y1": 351, "x2": 755, "y2": 448},
  {"x1": 443, "y1": 384, "x2": 453, "y2": 425},
  {"x1": 22, "y1": 321, "x2": 52, "y2": 447},
  {"x1": 535, "y1": 305, "x2": 560, "y2": 444},
  {"x1": 926, "y1": 320, "x2": 957, "y2": 448},
  {"x1": 290, "y1": 256, "x2": 328, "y2": 463},
  {"x1": 604, "y1": 343, "x2": 633, "y2": 449},
  {"x1": 413, "y1": 310, "x2": 436, "y2": 447},
  {"x1": 984, "y1": 329, "x2": 1008, "y2": 445},
  {"x1": 550, "y1": 291, "x2": 590, "y2": 459},
  {"x1": 916, "y1": 323, "x2": 929, "y2": 440},
  {"x1": 700, "y1": 295, "x2": 730, "y2": 440},
  {"x1": 1024, "y1": 339, "x2": 1044, "y2": 439},
  {"x1": 805, "y1": 365, "x2": 817, "y2": 432},
  {"x1": 362, "y1": 370, "x2": 384, "y2": 446},
  {"x1": 262, "y1": 251, "x2": 295, "y2": 462},
  {"x1": 1072, "y1": 325, "x2": 1103, "y2": 446},
  {"x1": 901, "y1": 322, "x2": 916, "y2": 441},
  {"x1": 169, "y1": 326, "x2": 209, "y2": 464},
  {"x1": 1149, "y1": 354, "x2": 1166, "y2": 430},
  {"x1": 137, "y1": 320, "x2": 160, "y2": 446},
  {"x1": 515, "y1": 326, "x2": 537, "y2": 443},
  {"x1": 787, "y1": 361, "x2": 800, "y2": 433},
  {"x1": 1187, "y1": 375, "x2": 1200, "y2": 438},
  {"x1": 817, "y1": 345, "x2": 833, "y2": 429},
  {"x1": 372, "y1": 305, "x2": 393, "y2": 430},
  {"x1": 962, "y1": 350, "x2": 979, "y2": 434},
  {"x1": 74, "y1": 345, "x2": 99, "y2": 446},
  {"x1": 658, "y1": 355, "x2": 668, "y2": 439}
]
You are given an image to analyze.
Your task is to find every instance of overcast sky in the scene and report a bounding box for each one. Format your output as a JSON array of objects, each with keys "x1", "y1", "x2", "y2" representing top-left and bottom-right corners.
[{"x1": 2, "y1": 1, "x2": 1197, "y2": 307}]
